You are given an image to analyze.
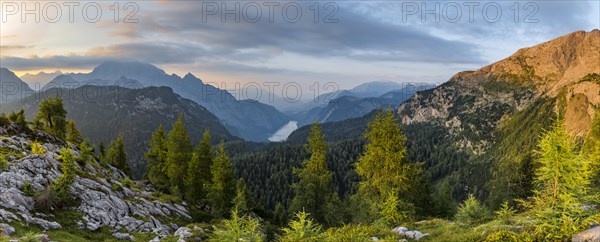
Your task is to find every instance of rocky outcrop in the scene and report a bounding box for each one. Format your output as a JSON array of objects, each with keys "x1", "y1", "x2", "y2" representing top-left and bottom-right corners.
[
  {"x1": 111, "y1": 232, "x2": 135, "y2": 241},
  {"x1": 398, "y1": 79, "x2": 535, "y2": 155},
  {"x1": 398, "y1": 30, "x2": 600, "y2": 155},
  {"x1": 0, "y1": 126, "x2": 191, "y2": 240},
  {"x1": 573, "y1": 226, "x2": 600, "y2": 242},
  {"x1": 174, "y1": 227, "x2": 194, "y2": 240}
]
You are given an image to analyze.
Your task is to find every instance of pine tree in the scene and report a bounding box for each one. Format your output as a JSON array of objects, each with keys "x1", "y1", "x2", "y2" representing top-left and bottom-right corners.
[
  {"x1": 107, "y1": 134, "x2": 131, "y2": 176},
  {"x1": 527, "y1": 118, "x2": 592, "y2": 240},
  {"x1": 352, "y1": 109, "x2": 417, "y2": 224},
  {"x1": 166, "y1": 114, "x2": 193, "y2": 194},
  {"x1": 35, "y1": 97, "x2": 67, "y2": 139},
  {"x1": 185, "y1": 130, "x2": 213, "y2": 203},
  {"x1": 233, "y1": 178, "x2": 255, "y2": 215},
  {"x1": 65, "y1": 119, "x2": 82, "y2": 144},
  {"x1": 146, "y1": 125, "x2": 169, "y2": 192},
  {"x1": 289, "y1": 123, "x2": 340, "y2": 226},
  {"x1": 207, "y1": 141, "x2": 235, "y2": 218}
]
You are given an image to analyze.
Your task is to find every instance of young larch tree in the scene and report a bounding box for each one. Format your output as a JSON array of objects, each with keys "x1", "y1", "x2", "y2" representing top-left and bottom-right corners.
[
  {"x1": 207, "y1": 141, "x2": 235, "y2": 218},
  {"x1": 166, "y1": 113, "x2": 193, "y2": 195},
  {"x1": 289, "y1": 122, "x2": 340, "y2": 226},
  {"x1": 146, "y1": 125, "x2": 169, "y2": 192},
  {"x1": 185, "y1": 130, "x2": 213, "y2": 204}
]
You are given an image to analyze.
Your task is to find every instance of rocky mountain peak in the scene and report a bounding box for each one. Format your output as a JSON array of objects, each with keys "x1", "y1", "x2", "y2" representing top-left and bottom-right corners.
[
  {"x1": 183, "y1": 72, "x2": 203, "y2": 83},
  {"x1": 1, "y1": 68, "x2": 24, "y2": 83},
  {"x1": 92, "y1": 60, "x2": 166, "y2": 76},
  {"x1": 398, "y1": 30, "x2": 600, "y2": 154},
  {"x1": 0, "y1": 68, "x2": 35, "y2": 102},
  {"x1": 453, "y1": 29, "x2": 600, "y2": 96}
]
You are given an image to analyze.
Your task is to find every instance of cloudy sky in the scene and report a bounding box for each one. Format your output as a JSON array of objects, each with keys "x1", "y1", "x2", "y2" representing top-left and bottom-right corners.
[{"x1": 1, "y1": 0, "x2": 598, "y2": 89}]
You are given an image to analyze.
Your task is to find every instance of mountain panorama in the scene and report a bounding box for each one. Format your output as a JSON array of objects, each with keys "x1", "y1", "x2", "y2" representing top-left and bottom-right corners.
[{"x1": 0, "y1": 27, "x2": 599, "y2": 241}]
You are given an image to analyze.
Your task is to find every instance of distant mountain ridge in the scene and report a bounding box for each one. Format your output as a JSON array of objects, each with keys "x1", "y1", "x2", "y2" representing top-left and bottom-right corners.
[
  {"x1": 2, "y1": 85, "x2": 236, "y2": 178},
  {"x1": 349, "y1": 81, "x2": 414, "y2": 97},
  {"x1": 20, "y1": 70, "x2": 62, "y2": 89},
  {"x1": 291, "y1": 83, "x2": 435, "y2": 126},
  {"x1": 0, "y1": 68, "x2": 34, "y2": 103},
  {"x1": 43, "y1": 61, "x2": 289, "y2": 141}
]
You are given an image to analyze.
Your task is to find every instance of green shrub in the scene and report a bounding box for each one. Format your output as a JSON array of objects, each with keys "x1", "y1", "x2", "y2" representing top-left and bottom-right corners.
[
  {"x1": 31, "y1": 142, "x2": 46, "y2": 155},
  {"x1": 0, "y1": 113, "x2": 9, "y2": 126},
  {"x1": 210, "y1": 209, "x2": 264, "y2": 242},
  {"x1": 111, "y1": 183, "x2": 124, "y2": 192},
  {"x1": 22, "y1": 181, "x2": 35, "y2": 197},
  {"x1": 33, "y1": 186, "x2": 60, "y2": 212},
  {"x1": 121, "y1": 177, "x2": 133, "y2": 188},
  {"x1": 455, "y1": 194, "x2": 490, "y2": 225},
  {"x1": 0, "y1": 154, "x2": 8, "y2": 171},
  {"x1": 280, "y1": 211, "x2": 324, "y2": 242},
  {"x1": 19, "y1": 231, "x2": 44, "y2": 242},
  {"x1": 483, "y1": 230, "x2": 521, "y2": 242},
  {"x1": 323, "y1": 224, "x2": 381, "y2": 242},
  {"x1": 411, "y1": 219, "x2": 484, "y2": 242},
  {"x1": 158, "y1": 193, "x2": 181, "y2": 204}
]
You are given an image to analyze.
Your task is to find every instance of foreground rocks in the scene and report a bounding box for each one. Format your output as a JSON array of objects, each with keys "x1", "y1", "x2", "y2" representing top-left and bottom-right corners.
[
  {"x1": 393, "y1": 226, "x2": 430, "y2": 240},
  {"x1": 0, "y1": 223, "x2": 15, "y2": 237},
  {"x1": 0, "y1": 126, "x2": 191, "y2": 240},
  {"x1": 573, "y1": 226, "x2": 600, "y2": 242}
]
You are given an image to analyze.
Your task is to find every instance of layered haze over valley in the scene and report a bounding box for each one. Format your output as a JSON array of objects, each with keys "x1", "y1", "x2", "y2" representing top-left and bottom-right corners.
[{"x1": 0, "y1": 1, "x2": 599, "y2": 241}]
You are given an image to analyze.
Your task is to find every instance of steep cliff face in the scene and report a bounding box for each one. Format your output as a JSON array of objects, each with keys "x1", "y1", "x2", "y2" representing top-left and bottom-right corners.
[
  {"x1": 0, "y1": 124, "x2": 191, "y2": 241},
  {"x1": 398, "y1": 30, "x2": 600, "y2": 153}
]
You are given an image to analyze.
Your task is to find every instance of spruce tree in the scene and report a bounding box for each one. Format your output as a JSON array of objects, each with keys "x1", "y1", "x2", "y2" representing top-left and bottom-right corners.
[
  {"x1": 274, "y1": 202, "x2": 288, "y2": 226},
  {"x1": 289, "y1": 122, "x2": 340, "y2": 226},
  {"x1": 35, "y1": 97, "x2": 67, "y2": 139},
  {"x1": 185, "y1": 130, "x2": 213, "y2": 203},
  {"x1": 98, "y1": 142, "x2": 106, "y2": 161},
  {"x1": 166, "y1": 114, "x2": 193, "y2": 195},
  {"x1": 528, "y1": 118, "x2": 592, "y2": 240},
  {"x1": 107, "y1": 134, "x2": 131, "y2": 177},
  {"x1": 146, "y1": 125, "x2": 169, "y2": 192},
  {"x1": 207, "y1": 141, "x2": 235, "y2": 218},
  {"x1": 65, "y1": 119, "x2": 82, "y2": 144},
  {"x1": 353, "y1": 109, "x2": 417, "y2": 224}
]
